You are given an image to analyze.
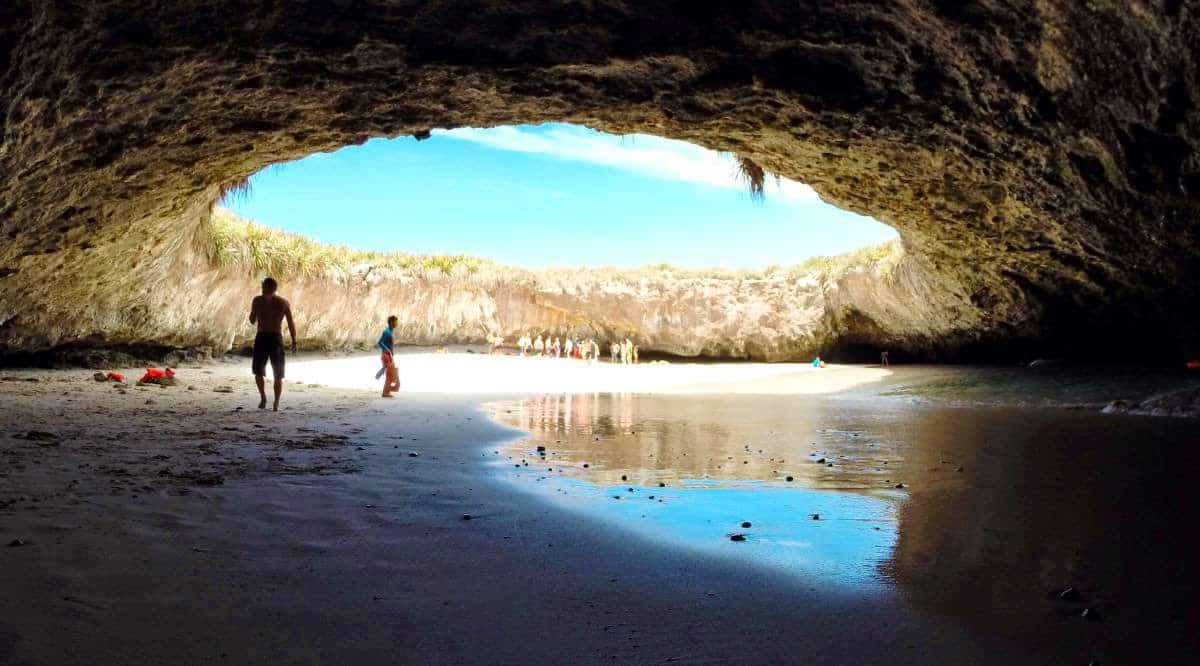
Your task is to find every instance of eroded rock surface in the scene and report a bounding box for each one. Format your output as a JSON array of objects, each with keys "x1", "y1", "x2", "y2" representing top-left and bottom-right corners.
[{"x1": 1, "y1": 2, "x2": 1198, "y2": 360}]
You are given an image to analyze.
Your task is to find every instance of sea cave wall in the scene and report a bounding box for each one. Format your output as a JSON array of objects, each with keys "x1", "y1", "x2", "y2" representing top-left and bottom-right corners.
[{"x1": 1, "y1": 1, "x2": 1199, "y2": 362}]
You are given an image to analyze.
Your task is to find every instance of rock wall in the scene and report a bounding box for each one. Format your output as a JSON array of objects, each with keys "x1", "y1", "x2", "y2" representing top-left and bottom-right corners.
[
  {"x1": 0, "y1": 205, "x2": 935, "y2": 362},
  {"x1": 2, "y1": 2, "x2": 1199, "y2": 360}
]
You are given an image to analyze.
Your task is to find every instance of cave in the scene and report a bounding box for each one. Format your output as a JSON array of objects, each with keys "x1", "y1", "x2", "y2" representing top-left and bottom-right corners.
[
  {"x1": 5, "y1": 4, "x2": 1200, "y2": 664},
  {"x1": 3, "y1": 1, "x2": 1198, "y2": 363}
]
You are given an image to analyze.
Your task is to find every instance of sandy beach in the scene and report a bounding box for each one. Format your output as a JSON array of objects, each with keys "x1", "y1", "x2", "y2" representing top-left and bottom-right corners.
[
  {"x1": 1, "y1": 352, "x2": 1196, "y2": 665},
  {"x1": 287, "y1": 349, "x2": 892, "y2": 395}
]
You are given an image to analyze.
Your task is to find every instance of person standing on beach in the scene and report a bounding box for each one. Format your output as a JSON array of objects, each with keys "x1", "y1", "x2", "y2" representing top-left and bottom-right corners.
[
  {"x1": 881, "y1": 350, "x2": 889, "y2": 367},
  {"x1": 248, "y1": 276, "x2": 297, "y2": 411},
  {"x1": 379, "y1": 315, "x2": 400, "y2": 398}
]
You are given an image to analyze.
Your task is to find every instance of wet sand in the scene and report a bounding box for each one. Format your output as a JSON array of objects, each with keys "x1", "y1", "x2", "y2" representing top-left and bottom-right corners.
[{"x1": 1, "y1": 354, "x2": 1197, "y2": 664}]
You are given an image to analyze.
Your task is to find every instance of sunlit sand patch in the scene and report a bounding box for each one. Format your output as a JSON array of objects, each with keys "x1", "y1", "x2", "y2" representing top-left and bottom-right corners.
[{"x1": 284, "y1": 351, "x2": 891, "y2": 395}]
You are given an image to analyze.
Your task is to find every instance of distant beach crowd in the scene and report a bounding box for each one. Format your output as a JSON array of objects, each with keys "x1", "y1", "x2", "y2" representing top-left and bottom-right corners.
[{"x1": 489, "y1": 334, "x2": 640, "y2": 364}]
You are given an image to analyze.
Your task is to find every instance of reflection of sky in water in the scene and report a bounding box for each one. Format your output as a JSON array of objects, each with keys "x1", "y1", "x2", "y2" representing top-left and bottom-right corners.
[
  {"x1": 483, "y1": 389, "x2": 1200, "y2": 663},
  {"x1": 485, "y1": 394, "x2": 906, "y2": 590}
]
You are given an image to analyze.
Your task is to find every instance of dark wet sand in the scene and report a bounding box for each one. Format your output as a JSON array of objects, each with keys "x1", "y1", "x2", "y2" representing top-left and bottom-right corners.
[{"x1": 2, "y1": 366, "x2": 1199, "y2": 664}]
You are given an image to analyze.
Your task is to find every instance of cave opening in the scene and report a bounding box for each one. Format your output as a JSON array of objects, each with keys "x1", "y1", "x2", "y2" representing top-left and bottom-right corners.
[
  {"x1": 200, "y1": 123, "x2": 904, "y2": 363},
  {"x1": 216, "y1": 123, "x2": 898, "y2": 273}
]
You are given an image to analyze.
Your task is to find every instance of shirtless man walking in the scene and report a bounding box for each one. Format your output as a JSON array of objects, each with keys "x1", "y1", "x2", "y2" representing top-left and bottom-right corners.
[{"x1": 248, "y1": 277, "x2": 297, "y2": 411}]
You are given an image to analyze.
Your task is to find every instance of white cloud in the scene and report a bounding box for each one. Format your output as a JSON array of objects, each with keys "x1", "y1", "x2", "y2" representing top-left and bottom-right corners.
[{"x1": 437, "y1": 124, "x2": 819, "y2": 204}]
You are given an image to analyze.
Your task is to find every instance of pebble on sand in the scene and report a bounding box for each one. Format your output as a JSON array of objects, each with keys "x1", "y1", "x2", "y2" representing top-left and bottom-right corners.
[
  {"x1": 811, "y1": 514, "x2": 820, "y2": 520},
  {"x1": 462, "y1": 514, "x2": 473, "y2": 521},
  {"x1": 741, "y1": 521, "x2": 752, "y2": 528},
  {"x1": 785, "y1": 476, "x2": 794, "y2": 482},
  {"x1": 408, "y1": 451, "x2": 419, "y2": 457},
  {"x1": 729, "y1": 534, "x2": 747, "y2": 542},
  {"x1": 894, "y1": 483, "x2": 905, "y2": 489}
]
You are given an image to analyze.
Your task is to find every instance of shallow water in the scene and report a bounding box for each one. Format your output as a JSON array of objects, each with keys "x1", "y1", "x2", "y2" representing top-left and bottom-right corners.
[{"x1": 484, "y1": 387, "x2": 1200, "y2": 662}]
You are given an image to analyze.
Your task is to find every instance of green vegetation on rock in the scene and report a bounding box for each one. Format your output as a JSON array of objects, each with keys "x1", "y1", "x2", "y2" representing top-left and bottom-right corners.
[{"x1": 207, "y1": 207, "x2": 901, "y2": 285}]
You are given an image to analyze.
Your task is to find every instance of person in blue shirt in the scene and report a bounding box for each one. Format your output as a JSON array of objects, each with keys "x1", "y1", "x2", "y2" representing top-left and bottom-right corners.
[{"x1": 378, "y1": 315, "x2": 400, "y2": 397}]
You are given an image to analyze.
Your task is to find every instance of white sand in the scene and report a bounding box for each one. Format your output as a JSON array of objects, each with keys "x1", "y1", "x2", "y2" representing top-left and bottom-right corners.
[{"x1": 286, "y1": 351, "x2": 891, "y2": 395}]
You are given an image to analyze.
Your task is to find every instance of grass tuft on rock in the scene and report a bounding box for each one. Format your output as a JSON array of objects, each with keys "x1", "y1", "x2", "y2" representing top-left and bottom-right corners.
[{"x1": 207, "y1": 207, "x2": 902, "y2": 285}]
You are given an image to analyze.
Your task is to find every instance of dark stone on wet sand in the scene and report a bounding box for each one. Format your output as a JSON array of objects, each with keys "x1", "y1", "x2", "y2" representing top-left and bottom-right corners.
[
  {"x1": 408, "y1": 451, "x2": 419, "y2": 457},
  {"x1": 729, "y1": 534, "x2": 746, "y2": 542},
  {"x1": 536, "y1": 445, "x2": 545, "y2": 452},
  {"x1": 895, "y1": 483, "x2": 905, "y2": 489},
  {"x1": 815, "y1": 458, "x2": 826, "y2": 464},
  {"x1": 786, "y1": 476, "x2": 794, "y2": 482},
  {"x1": 462, "y1": 514, "x2": 473, "y2": 520},
  {"x1": 621, "y1": 475, "x2": 627, "y2": 481},
  {"x1": 741, "y1": 521, "x2": 752, "y2": 528},
  {"x1": 811, "y1": 514, "x2": 820, "y2": 520},
  {"x1": 658, "y1": 482, "x2": 665, "y2": 487}
]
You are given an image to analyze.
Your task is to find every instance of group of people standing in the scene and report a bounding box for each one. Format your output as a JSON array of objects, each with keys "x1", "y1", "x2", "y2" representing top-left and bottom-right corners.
[{"x1": 511, "y1": 333, "x2": 640, "y2": 364}]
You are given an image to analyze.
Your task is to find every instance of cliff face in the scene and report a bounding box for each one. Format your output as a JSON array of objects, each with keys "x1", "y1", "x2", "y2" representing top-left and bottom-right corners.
[
  {"x1": 2, "y1": 2, "x2": 1199, "y2": 360},
  {"x1": 0, "y1": 206, "x2": 926, "y2": 362}
]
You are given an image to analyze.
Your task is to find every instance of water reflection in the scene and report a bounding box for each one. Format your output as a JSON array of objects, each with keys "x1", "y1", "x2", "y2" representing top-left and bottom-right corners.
[
  {"x1": 486, "y1": 393, "x2": 913, "y2": 590},
  {"x1": 489, "y1": 392, "x2": 913, "y2": 491},
  {"x1": 485, "y1": 392, "x2": 1200, "y2": 662}
]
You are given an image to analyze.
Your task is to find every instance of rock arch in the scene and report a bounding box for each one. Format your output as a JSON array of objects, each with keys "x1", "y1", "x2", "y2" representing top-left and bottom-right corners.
[{"x1": 1, "y1": 1, "x2": 1197, "y2": 361}]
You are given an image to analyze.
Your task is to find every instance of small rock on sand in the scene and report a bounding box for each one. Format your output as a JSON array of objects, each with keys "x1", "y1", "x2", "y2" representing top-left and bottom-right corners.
[
  {"x1": 741, "y1": 521, "x2": 752, "y2": 528},
  {"x1": 811, "y1": 514, "x2": 820, "y2": 520},
  {"x1": 408, "y1": 451, "x2": 419, "y2": 457},
  {"x1": 213, "y1": 386, "x2": 234, "y2": 393},
  {"x1": 729, "y1": 534, "x2": 746, "y2": 542},
  {"x1": 195, "y1": 473, "x2": 224, "y2": 486},
  {"x1": 92, "y1": 372, "x2": 107, "y2": 382},
  {"x1": 462, "y1": 514, "x2": 473, "y2": 521},
  {"x1": 785, "y1": 476, "x2": 794, "y2": 482}
]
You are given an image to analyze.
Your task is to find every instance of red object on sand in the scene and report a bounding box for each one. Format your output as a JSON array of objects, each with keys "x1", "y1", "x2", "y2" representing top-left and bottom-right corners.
[
  {"x1": 137, "y1": 367, "x2": 175, "y2": 384},
  {"x1": 106, "y1": 372, "x2": 125, "y2": 383}
]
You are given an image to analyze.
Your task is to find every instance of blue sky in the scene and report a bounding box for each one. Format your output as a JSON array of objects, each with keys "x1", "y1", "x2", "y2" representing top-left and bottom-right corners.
[{"x1": 226, "y1": 123, "x2": 897, "y2": 269}]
